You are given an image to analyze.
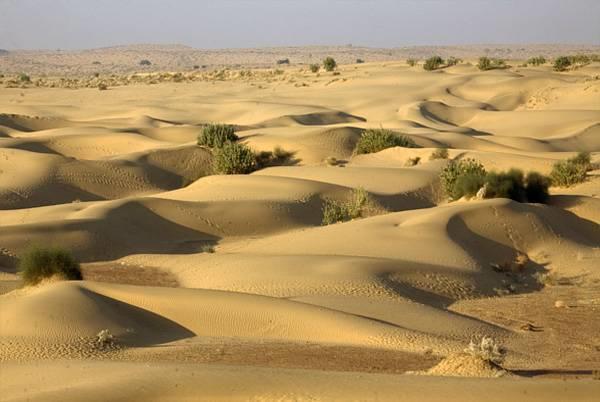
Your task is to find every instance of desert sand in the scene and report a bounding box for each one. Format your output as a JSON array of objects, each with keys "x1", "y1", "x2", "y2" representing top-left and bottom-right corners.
[{"x1": 0, "y1": 56, "x2": 599, "y2": 401}]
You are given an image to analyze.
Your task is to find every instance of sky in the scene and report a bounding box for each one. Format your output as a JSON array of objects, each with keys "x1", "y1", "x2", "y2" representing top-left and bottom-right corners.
[{"x1": 0, "y1": 0, "x2": 598, "y2": 50}]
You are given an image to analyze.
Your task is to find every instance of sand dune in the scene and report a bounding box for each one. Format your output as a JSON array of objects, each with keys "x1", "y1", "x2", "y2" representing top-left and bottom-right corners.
[{"x1": 1, "y1": 58, "x2": 599, "y2": 401}]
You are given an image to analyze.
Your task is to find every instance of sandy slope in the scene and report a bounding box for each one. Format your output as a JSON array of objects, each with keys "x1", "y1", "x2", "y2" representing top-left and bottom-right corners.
[{"x1": 0, "y1": 60, "x2": 599, "y2": 401}]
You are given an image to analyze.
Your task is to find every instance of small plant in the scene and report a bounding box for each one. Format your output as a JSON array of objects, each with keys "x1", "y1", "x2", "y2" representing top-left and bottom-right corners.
[
  {"x1": 323, "y1": 57, "x2": 337, "y2": 72},
  {"x1": 406, "y1": 58, "x2": 418, "y2": 67},
  {"x1": 423, "y1": 56, "x2": 444, "y2": 71},
  {"x1": 440, "y1": 158, "x2": 487, "y2": 200},
  {"x1": 464, "y1": 336, "x2": 506, "y2": 365},
  {"x1": 355, "y1": 58, "x2": 365, "y2": 64},
  {"x1": 309, "y1": 64, "x2": 320, "y2": 73},
  {"x1": 478, "y1": 57, "x2": 506, "y2": 71},
  {"x1": 524, "y1": 172, "x2": 550, "y2": 203},
  {"x1": 322, "y1": 188, "x2": 377, "y2": 225},
  {"x1": 550, "y1": 152, "x2": 591, "y2": 187},
  {"x1": 96, "y1": 329, "x2": 115, "y2": 348},
  {"x1": 446, "y1": 56, "x2": 462, "y2": 66},
  {"x1": 19, "y1": 246, "x2": 82, "y2": 286},
  {"x1": 355, "y1": 129, "x2": 417, "y2": 155},
  {"x1": 213, "y1": 142, "x2": 256, "y2": 174},
  {"x1": 139, "y1": 59, "x2": 152, "y2": 66},
  {"x1": 553, "y1": 56, "x2": 571, "y2": 72},
  {"x1": 527, "y1": 56, "x2": 546, "y2": 66},
  {"x1": 197, "y1": 124, "x2": 238, "y2": 148},
  {"x1": 98, "y1": 83, "x2": 108, "y2": 91},
  {"x1": 276, "y1": 58, "x2": 290, "y2": 65},
  {"x1": 255, "y1": 146, "x2": 294, "y2": 168},
  {"x1": 429, "y1": 147, "x2": 449, "y2": 160},
  {"x1": 18, "y1": 73, "x2": 30, "y2": 82},
  {"x1": 405, "y1": 156, "x2": 421, "y2": 166}
]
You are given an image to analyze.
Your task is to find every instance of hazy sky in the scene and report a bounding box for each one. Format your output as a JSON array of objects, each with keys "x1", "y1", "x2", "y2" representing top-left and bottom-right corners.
[{"x1": 1, "y1": 0, "x2": 598, "y2": 50}]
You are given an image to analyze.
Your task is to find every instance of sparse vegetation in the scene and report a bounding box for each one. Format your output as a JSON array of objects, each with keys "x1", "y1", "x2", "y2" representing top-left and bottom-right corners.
[
  {"x1": 477, "y1": 57, "x2": 506, "y2": 71},
  {"x1": 98, "y1": 83, "x2": 108, "y2": 91},
  {"x1": 550, "y1": 151, "x2": 591, "y2": 187},
  {"x1": 446, "y1": 56, "x2": 462, "y2": 66},
  {"x1": 323, "y1": 57, "x2": 337, "y2": 72},
  {"x1": 213, "y1": 141, "x2": 256, "y2": 174},
  {"x1": 96, "y1": 329, "x2": 116, "y2": 348},
  {"x1": 464, "y1": 336, "x2": 506, "y2": 365},
  {"x1": 440, "y1": 158, "x2": 487, "y2": 200},
  {"x1": 139, "y1": 59, "x2": 152, "y2": 66},
  {"x1": 356, "y1": 58, "x2": 365, "y2": 64},
  {"x1": 322, "y1": 188, "x2": 380, "y2": 225},
  {"x1": 255, "y1": 146, "x2": 294, "y2": 168},
  {"x1": 441, "y1": 161, "x2": 551, "y2": 203},
  {"x1": 197, "y1": 124, "x2": 238, "y2": 148},
  {"x1": 309, "y1": 64, "x2": 320, "y2": 73},
  {"x1": 423, "y1": 56, "x2": 444, "y2": 71},
  {"x1": 527, "y1": 56, "x2": 546, "y2": 66},
  {"x1": 406, "y1": 58, "x2": 418, "y2": 67},
  {"x1": 276, "y1": 58, "x2": 290, "y2": 65},
  {"x1": 429, "y1": 147, "x2": 449, "y2": 160},
  {"x1": 355, "y1": 129, "x2": 417, "y2": 155},
  {"x1": 553, "y1": 56, "x2": 572, "y2": 71},
  {"x1": 405, "y1": 156, "x2": 421, "y2": 166},
  {"x1": 18, "y1": 73, "x2": 30, "y2": 82},
  {"x1": 19, "y1": 246, "x2": 82, "y2": 286}
]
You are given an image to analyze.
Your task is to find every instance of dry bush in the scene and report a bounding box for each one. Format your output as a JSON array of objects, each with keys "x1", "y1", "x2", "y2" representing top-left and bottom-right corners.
[
  {"x1": 19, "y1": 246, "x2": 82, "y2": 286},
  {"x1": 464, "y1": 336, "x2": 506, "y2": 365},
  {"x1": 429, "y1": 148, "x2": 449, "y2": 160}
]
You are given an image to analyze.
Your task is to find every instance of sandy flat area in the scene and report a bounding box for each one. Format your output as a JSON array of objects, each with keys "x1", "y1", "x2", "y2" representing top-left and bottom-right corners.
[{"x1": 0, "y1": 57, "x2": 599, "y2": 401}]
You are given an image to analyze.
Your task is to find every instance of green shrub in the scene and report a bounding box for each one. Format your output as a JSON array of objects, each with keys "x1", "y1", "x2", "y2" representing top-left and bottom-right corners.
[
  {"x1": 213, "y1": 142, "x2": 256, "y2": 174},
  {"x1": 19, "y1": 246, "x2": 82, "y2": 286},
  {"x1": 309, "y1": 64, "x2": 320, "y2": 73},
  {"x1": 525, "y1": 172, "x2": 550, "y2": 203},
  {"x1": 18, "y1": 73, "x2": 30, "y2": 82},
  {"x1": 406, "y1": 58, "x2": 418, "y2": 67},
  {"x1": 197, "y1": 124, "x2": 238, "y2": 148},
  {"x1": 478, "y1": 57, "x2": 506, "y2": 71},
  {"x1": 430, "y1": 148, "x2": 449, "y2": 160},
  {"x1": 527, "y1": 56, "x2": 546, "y2": 66},
  {"x1": 323, "y1": 57, "x2": 337, "y2": 72},
  {"x1": 440, "y1": 158, "x2": 486, "y2": 200},
  {"x1": 455, "y1": 172, "x2": 486, "y2": 199},
  {"x1": 484, "y1": 169, "x2": 527, "y2": 202},
  {"x1": 550, "y1": 152, "x2": 591, "y2": 186},
  {"x1": 553, "y1": 56, "x2": 572, "y2": 72},
  {"x1": 355, "y1": 129, "x2": 417, "y2": 155},
  {"x1": 423, "y1": 56, "x2": 444, "y2": 71},
  {"x1": 446, "y1": 57, "x2": 462, "y2": 66},
  {"x1": 322, "y1": 188, "x2": 373, "y2": 225}
]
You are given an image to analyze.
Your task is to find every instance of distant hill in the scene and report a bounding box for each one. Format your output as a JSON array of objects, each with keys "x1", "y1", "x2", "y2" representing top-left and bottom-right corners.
[{"x1": 0, "y1": 43, "x2": 598, "y2": 76}]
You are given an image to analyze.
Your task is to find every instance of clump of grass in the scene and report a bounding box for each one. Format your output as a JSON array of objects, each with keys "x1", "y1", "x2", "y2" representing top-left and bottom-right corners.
[
  {"x1": 322, "y1": 188, "x2": 382, "y2": 225},
  {"x1": 423, "y1": 56, "x2": 444, "y2": 71},
  {"x1": 429, "y1": 147, "x2": 449, "y2": 160},
  {"x1": 254, "y1": 146, "x2": 294, "y2": 168},
  {"x1": 550, "y1": 152, "x2": 591, "y2": 187},
  {"x1": 213, "y1": 142, "x2": 256, "y2": 174},
  {"x1": 309, "y1": 64, "x2": 320, "y2": 73},
  {"x1": 464, "y1": 336, "x2": 506, "y2": 365},
  {"x1": 197, "y1": 124, "x2": 238, "y2": 148},
  {"x1": 19, "y1": 246, "x2": 82, "y2": 286},
  {"x1": 441, "y1": 160, "x2": 550, "y2": 203},
  {"x1": 440, "y1": 158, "x2": 487, "y2": 200},
  {"x1": 323, "y1": 57, "x2": 337, "y2": 72},
  {"x1": 405, "y1": 156, "x2": 421, "y2": 166},
  {"x1": 355, "y1": 129, "x2": 417, "y2": 155}
]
